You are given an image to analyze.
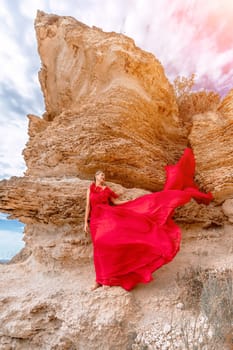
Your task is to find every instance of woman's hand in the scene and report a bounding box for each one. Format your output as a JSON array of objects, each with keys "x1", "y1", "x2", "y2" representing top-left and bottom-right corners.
[{"x1": 84, "y1": 222, "x2": 89, "y2": 235}]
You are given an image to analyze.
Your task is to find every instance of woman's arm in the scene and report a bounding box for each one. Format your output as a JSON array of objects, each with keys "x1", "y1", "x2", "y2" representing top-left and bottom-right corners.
[
  {"x1": 110, "y1": 197, "x2": 127, "y2": 205},
  {"x1": 108, "y1": 186, "x2": 126, "y2": 205},
  {"x1": 84, "y1": 188, "x2": 90, "y2": 234}
]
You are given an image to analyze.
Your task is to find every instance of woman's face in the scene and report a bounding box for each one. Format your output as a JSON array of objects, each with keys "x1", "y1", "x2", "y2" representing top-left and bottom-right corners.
[{"x1": 95, "y1": 172, "x2": 105, "y2": 183}]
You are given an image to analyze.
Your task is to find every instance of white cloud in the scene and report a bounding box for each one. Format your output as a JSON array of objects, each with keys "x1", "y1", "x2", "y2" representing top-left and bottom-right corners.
[
  {"x1": 0, "y1": 114, "x2": 28, "y2": 179},
  {"x1": 19, "y1": 0, "x2": 48, "y2": 19},
  {"x1": 0, "y1": 6, "x2": 36, "y2": 98},
  {"x1": 0, "y1": 213, "x2": 9, "y2": 220}
]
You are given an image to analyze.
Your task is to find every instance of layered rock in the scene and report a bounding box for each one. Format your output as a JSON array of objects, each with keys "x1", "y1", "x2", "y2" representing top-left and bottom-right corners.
[
  {"x1": 189, "y1": 89, "x2": 233, "y2": 202},
  {"x1": 23, "y1": 10, "x2": 187, "y2": 191},
  {"x1": 0, "y1": 10, "x2": 233, "y2": 350},
  {"x1": 0, "y1": 176, "x2": 148, "y2": 266},
  {"x1": 0, "y1": 175, "x2": 225, "y2": 269},
  {"x1": 0, "y1": 10, "x2": 231, "y2": 268},
  {"x1": 0, "y1": 9, "x2": 231, "y2": 269}
]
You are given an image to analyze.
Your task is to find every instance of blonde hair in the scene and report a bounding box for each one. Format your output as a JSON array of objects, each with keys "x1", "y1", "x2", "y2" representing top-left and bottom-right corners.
[{"x1": 94, "y1": 170, "x2": 105, "y2": 183}]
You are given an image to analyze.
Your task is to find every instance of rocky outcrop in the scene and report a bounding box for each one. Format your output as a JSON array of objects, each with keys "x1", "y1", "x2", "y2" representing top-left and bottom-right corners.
[
  {"x1": 0, "y1": 224, "x2": 232, "y2": 350},
  {"x1": 189, "y1": 89, "x2": 233, "y2": 202},
  {"x1": 0, "y1": 288, "x2": 137, "y2": 350},
  {"x1": 0, "y1": 10, "x2": 233, "y2": 350},
  {"x1": 0, "y1": 8, "x2": 231, "y2": 276},
  {"x1": 0, "y1": 285, "x2": 138, "y2": 350},
  {"x1": 0, "y1": 175, "x2": 225, "y2": 268},
  {"x1": 0, "y1": 176, "x2": 148, "y2": 266},
  {"x1": 23, "y1": 10, "x2": 187, "y2": 191}
]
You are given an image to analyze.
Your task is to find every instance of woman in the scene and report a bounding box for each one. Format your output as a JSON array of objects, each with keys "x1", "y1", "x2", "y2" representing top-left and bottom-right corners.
[
  {"x1": 84, "y1": 148, "x2": 213, "y2": 291},
  {"x1": 84, "y1": 170, "x2": 126, "y2": 290}
]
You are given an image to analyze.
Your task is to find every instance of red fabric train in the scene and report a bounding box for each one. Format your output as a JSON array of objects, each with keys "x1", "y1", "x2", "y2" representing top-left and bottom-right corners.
[{"x1": 89, "y1": 148, "x2": 213, "y2": 291}]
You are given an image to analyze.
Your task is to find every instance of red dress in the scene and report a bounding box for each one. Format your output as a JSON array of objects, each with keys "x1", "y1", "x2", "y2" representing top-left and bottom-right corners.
[{"x1": 89, "y1": 148, "x2": 213, "y2": 291}]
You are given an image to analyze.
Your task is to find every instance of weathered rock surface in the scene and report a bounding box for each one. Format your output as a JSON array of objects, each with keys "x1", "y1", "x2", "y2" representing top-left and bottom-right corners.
[
  {"x1": 0, "y1": 10, "x2": 233, "y2": 350},
  {"x1": 0, "y1": 176, "x2": 148, "y2": 266},
  {"x1": 0, "y1": 224, "x2": 232, "y2": 349},
  {"x1": 0, "y1": 176, "x2": 226, "y2": 268},
  {"x1": 23, "y1": 10, "x2": 187, "y2": 191},
  {"x1": 222, "y1": 198, "x2": 233, "y2": 223},
  {"x1": 0, "y1": 266, "x2": 139, "y2": 350},
  {"x1": 189, "y1": 89, "x2": 233, "y2": 202}
]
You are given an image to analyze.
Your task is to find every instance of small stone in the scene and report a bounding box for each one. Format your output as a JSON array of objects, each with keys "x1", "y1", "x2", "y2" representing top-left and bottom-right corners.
[
  {"x1": 208, "y1": 329, "x2": 213, "y2": 338},
  {"x1": 176, "y1": 302, "x2": 184, "y2": 310},
  {"x1": 198, "y1": 336, "x2": 203, "y2": 343},
  {"x1": 163, "y1": 324, "x2": 171, "y2": 334},
  {"x1": 147, "y1": 345, "x2": 154, "y2": 350},
  {"x1": 161, "y1": 342, "x2": 171, "y2": 350}
]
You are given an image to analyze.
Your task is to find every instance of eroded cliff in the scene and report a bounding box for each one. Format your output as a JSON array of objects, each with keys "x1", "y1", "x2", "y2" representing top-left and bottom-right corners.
[{"x1": 0, "y1": 10, "x2": 232, "y2": 350}]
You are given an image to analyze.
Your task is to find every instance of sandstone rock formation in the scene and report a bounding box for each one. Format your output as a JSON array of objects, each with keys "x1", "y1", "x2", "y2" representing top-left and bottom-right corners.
[
  {"x1": 0, "y1": 283, "x2": 138, "y2": 350},
  {"x1": 188, "y1": 89, "x2": 233, "y2": 202},
  {"x1": 23, "y1": 11, "x2": 187, "y2": 191},
  {"x1": 0, "y1": 175, "x2": 148, "y2": 268},
  {"x1": 0, "y1": 10, "x2": 233, "y2": 350}
]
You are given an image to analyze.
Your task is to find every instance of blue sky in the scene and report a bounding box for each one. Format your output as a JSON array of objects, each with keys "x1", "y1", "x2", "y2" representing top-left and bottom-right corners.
[
  {"x1": 0, "y1": 0, "x2": 233, "y2": 259},
  {"x1": 0, "y1": 213, "x2": 25, "y2": 259}
]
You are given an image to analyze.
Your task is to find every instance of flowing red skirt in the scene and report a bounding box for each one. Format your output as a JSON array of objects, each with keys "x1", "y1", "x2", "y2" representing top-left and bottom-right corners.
[{"x1": 90, "y1": 148, "x2": 213, "y2": 291}]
